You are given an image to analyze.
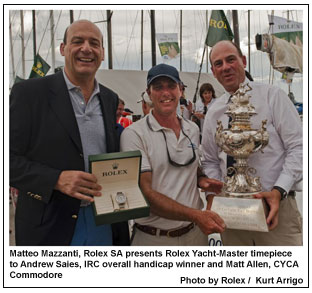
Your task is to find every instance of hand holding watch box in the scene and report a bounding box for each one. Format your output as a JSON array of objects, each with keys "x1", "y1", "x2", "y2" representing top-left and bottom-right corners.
[{"x1": 89, "y1": 150, "x2": 150, "y2": 225}]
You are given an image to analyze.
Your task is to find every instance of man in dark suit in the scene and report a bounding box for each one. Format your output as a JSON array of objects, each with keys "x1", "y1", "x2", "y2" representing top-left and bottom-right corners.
[{"x1": 10, "y1": 20, "x2": 129, "y2": 246}]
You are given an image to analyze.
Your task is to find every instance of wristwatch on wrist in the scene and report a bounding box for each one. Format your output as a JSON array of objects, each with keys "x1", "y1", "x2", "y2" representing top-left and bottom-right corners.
[
  {"x1": 273, "y1": 186, "x2": 287, "y2": 200},
  {"x1": 115, "y1": 192, "x2": 127, "y2": 209}
]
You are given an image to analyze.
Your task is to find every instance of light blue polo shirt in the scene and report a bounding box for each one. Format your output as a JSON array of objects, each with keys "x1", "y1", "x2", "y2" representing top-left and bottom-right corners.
[
  {"x1": 63, "y1": 71, "x2": 107, "y2": 172},
  {"x1": 63, "y1": 70, "x2": 112, "y2": 246}
]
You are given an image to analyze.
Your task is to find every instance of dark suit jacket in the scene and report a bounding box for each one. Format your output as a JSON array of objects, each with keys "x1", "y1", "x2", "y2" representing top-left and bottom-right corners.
[{"x1": 10, "y1": 71, "x2": 125, "y2": 245}]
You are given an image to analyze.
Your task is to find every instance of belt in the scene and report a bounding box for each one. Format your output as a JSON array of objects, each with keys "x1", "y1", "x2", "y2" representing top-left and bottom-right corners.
[
  {"x1": 288, "y1": 191, "x2": 296, "y2": 197},
  {"x1": 135, "y1": 223, "x2": 195, "y2": 237}
]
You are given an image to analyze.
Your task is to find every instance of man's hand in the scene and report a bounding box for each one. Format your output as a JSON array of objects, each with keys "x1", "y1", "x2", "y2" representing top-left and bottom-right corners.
[
  {"x1": 186, "y1": 101, "x2": 193, "y2": 112},
  {"x1": 198, "y1": 177, "x2": 223, "y2": 194},
  {"x1": 192, "y1": 209, "x2": 226, "y2": 235},
  {"x1": 253, "y1": 189, "x2": 281, "y2": 230},
  {"x1": 55, "y1": 170, "x2": 102, "y2": 202}
]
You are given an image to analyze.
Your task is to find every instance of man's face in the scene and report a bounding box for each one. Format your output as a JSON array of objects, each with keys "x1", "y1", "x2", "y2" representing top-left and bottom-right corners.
[
  {"x1": 116, "y1": 102, "x2": 124, "y2": 120},
  {"x1": 210, "y1": 41, "x2": 246, "y2": 93},
  {"x1": 147, "y1": 77, "x2": 181, "y2": 117},
  {"x1": 60, "y1": 21, "x2": 104, "y2": 81}
]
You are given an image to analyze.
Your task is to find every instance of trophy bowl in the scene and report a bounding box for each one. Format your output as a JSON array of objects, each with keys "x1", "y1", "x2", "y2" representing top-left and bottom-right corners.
[{"x1": 211, "y1": 83, "x2": 269, "y2": 232}]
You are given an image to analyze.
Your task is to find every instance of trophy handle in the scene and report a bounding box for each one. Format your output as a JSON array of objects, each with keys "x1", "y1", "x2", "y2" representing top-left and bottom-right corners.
[{"x1": 252, "y1": 119, "x2": 269, "y2": 153}]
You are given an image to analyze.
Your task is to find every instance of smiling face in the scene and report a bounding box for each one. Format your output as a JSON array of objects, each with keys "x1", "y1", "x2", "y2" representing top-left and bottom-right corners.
[
  {"x1": 147, "y1": 77, "x2": 181, "y2": 117},
  {"x1": 202, "y1": 90, "x2": 213, "y2": 104},
  {"x1": 60, "y1": 20, "x2": 104, "y2": 83},
  {"x1": 210, "y1": 41, "x2": 246, "y2": 94}
]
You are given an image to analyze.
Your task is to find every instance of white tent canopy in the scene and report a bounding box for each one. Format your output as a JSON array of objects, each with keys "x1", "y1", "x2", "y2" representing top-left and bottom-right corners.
[{"x1": 96, "y1": 69, "x2": 225, "y2": 115}]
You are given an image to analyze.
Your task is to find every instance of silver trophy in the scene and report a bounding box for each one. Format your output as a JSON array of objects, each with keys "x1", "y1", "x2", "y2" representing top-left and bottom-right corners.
[{"x1": 211, "y1": 83, "x2": 270, "y2": 232}]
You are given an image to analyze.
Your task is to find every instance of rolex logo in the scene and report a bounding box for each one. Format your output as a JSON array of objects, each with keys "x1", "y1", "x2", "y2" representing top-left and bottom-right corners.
[
  {"x1": 37, "y1": 61, "x2": 42, "y2": 68},
  {"x1": 103, "y1": 163, "x2": 127, "y2": 177}
]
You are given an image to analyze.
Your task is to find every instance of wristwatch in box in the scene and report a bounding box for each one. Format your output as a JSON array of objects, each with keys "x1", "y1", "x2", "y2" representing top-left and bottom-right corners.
[{"x1": 115, "y1": 192, "x2": 127, "y2": 209}]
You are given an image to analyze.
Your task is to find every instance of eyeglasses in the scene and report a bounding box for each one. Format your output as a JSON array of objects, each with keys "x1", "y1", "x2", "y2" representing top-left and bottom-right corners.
[
  {"x1": 146, "y1": 115, "x2": 196, "y2": 167},
  {"x1": 160, "y1": 129, "x2": 196, "y2": 167},
  {"x1": 203, "y1": 106, "x2": 207, "y2": 115}
]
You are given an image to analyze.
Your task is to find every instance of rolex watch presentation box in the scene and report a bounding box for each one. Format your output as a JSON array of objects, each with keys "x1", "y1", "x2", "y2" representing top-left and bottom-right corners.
[{"x1": 89, "y1": 150, "x2": 150, "y2": 225}]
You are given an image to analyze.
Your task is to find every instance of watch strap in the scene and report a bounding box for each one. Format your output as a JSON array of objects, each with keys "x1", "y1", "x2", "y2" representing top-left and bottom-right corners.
[{"x1": 273, "y1": 186, "x2": 287, "y2": 200}]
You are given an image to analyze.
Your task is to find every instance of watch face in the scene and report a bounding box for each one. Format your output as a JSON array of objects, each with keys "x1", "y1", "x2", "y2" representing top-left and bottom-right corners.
[{"x1": 115, "y1": 192, "x2": 126, "y2": 204}]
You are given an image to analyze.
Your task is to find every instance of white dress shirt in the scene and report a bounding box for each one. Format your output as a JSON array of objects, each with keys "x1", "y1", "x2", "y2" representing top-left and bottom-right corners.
[{"x1": 201, "y1": 79, "x2": 302, "y2": 193}]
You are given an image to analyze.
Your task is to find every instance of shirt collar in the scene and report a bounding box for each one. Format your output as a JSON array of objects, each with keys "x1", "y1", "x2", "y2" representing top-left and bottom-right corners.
[{"x1": 62, "y1": 69, "x2": 100, "y2": 96}]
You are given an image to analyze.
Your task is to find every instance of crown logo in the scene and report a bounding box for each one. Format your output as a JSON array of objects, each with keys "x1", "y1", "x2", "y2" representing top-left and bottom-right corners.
[
  {"x1": 37, "y1": 61, "x2": 42, "y2": 68},
  {"x1": 112, "y1": 162, "x2": 119, "y2": 170}
]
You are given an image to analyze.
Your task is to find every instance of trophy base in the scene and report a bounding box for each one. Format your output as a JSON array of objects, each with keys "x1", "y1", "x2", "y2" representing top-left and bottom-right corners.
[
  {"x1": 223, "y1": 191, "x2": 259, "y2": 198},
  {"x1": 211, "y1": 196, "x2": 269, "y2": 232}
]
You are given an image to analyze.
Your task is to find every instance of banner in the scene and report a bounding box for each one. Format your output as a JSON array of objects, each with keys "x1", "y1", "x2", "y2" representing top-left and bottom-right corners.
[
  {"x1": 29, "y1": 54, "x2": 51, "y2": 79},
  {"x1": 156, "y1": 33, "x2": 180, "y2": 60},
  {"x1": 268, "y1": 15, "x2": 303, "y2": 46},
  {"x1": 205, "y1": 10, "x2": 234, "y2": 47}
]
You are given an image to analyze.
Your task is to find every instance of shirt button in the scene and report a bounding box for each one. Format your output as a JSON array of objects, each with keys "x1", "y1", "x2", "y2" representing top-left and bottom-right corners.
[
  {"x1": 79, "y1": 153, "x2": 83, "y2": 158},
  {"x1": 72, "y1": 215, "x2": 78, "y2": 219}
]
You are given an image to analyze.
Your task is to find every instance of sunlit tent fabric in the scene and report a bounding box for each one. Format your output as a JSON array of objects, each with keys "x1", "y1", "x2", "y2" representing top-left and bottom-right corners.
[{"x1": 271, "y1": 35, "x2": 302, "y2": 74}]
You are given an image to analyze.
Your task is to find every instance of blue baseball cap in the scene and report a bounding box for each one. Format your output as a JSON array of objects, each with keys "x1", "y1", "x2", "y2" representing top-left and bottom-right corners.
[{"x1": 147, "y1": 64, "x2": 181, "y2": 86}]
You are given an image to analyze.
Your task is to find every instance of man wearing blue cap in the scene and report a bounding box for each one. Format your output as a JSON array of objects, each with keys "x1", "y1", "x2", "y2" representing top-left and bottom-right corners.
[{"x1": 120, "y1": 64, "x2": 225, "y2": 246}]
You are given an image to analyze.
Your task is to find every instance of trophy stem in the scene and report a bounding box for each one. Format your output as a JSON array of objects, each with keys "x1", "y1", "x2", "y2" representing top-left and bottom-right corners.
[{"x1": 224, "y1": 157, "x2": 261, "y2": 197}]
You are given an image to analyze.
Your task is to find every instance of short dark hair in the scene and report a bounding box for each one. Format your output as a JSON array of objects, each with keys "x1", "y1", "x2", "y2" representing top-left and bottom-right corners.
[
  {"x1": 209, "y1": 41, "x2": 243, "y2": 65},
  {"x1": 199, "y1": 83, "x2": 216, "y2": 101}
]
